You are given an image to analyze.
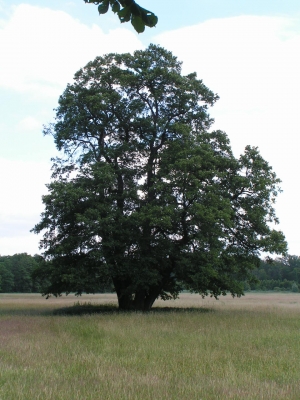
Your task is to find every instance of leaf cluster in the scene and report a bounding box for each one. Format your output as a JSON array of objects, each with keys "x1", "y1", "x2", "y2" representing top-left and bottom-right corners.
[{"x1": 84, "y1": 0, "x2": 158, "y2": 33}]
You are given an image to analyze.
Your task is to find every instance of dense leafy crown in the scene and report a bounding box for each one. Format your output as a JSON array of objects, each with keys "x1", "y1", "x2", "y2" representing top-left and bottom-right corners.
[{"x1": 33, "y1": 45, "x2": 286, "y2": 310}]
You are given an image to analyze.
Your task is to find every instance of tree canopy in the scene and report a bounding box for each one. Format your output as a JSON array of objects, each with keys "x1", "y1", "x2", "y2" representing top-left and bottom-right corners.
[
  {"x1": 33, "y1": 44, "x2": 287, "y2": 310},
  {"x1": 84, "y1": 0, "x2": 157, "y2": 33}
]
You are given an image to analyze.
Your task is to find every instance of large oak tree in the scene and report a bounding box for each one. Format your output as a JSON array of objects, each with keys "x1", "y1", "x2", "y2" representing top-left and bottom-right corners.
[{"x1": 33, "y1": 45, "x2": 286, "y2": 310}]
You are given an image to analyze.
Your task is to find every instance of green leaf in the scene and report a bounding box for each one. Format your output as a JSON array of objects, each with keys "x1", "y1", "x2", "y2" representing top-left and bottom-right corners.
[
  {"x1": 111, "y1": 1, "x2": 120, "y2": 13},
  {"x1": 137, "y1": 7, "x2": 158, "y2": 28},
  {"x1": 118, "y1": 5, "x2": 130, "y2": 17},
  {"x1": 98, "y1": 0, "x2": 109, "y2": 14},
  {"x1": 144, "y1": 13, "x2": 158, "y2": 28},
  {"x1": 85, "y1": 0, "x2": 158, "y2": 32},
  {"x1": 131, "y1": 15, "x2": 145, "y2": 33},
  {"x1": 118, "y1": 6, "x2": 131, "y2": 23}
]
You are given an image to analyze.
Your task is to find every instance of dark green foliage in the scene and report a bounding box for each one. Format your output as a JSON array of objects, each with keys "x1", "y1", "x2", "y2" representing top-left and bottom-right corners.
[
  {"x1": 292, "y1": 282, "x2": 299, "y2": 293},
  {"x1": 0, "y1": 253, "x2": 40, "y2": 293},
  {"x1": 250, "y1": 255, "x2": 300, "y2": 291},
  {"x1": 0, "y1": 253, "x2": 113, "y2": 294},
  {"x1": 256, "y1": 255, "x2": 300, "y2": 282},
  {"x1": 84, "y1": 0, "x2": 158, "y2": 33},
  {"x1": 33, "y1": 45, "x2": 286, "y2": 310},
  {"x1": 0, "y1": 262, "x2": 14, "y2": 292},
  {"x1": 250, "y1": 279, "x2": 291, "y2": 291}
]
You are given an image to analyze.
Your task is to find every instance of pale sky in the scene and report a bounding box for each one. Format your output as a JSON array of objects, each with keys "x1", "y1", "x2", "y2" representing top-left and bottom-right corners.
[{"x1": 0, "y1": 1, "x2": 299, "y2": 256}]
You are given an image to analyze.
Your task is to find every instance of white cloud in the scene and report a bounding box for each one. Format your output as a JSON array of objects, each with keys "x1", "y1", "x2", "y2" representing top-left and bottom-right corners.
[
  {"x1": 0, "y1": 158, "x2": 52, "y2": 255},
  {"x1": 0, "y1": 158, "x2": 51, "y2": 217},
  {"x1": 0, "y1": 4, "x2": 143, "y2": 98},
  {"x1": 154, "y1": 16, "x2": 300, "y2": 255},
  {"x1": 0, "y1": 234, "x2": 42, "y2": 256},
  {"x1": 154, "y1": 16, "x2": 300, "y2": 156},
  {"x1": 17, "y1": 116, "x2": 41, "y2": 131}
]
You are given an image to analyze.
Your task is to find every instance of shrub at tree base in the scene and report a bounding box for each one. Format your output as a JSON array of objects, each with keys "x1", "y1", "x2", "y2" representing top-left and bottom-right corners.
[{"x1": 32, "y1": 45, "x2": 286, "y2": 310}]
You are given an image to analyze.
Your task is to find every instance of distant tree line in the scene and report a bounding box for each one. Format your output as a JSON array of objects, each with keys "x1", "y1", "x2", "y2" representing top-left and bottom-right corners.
[
  {"x1": 245, "y1": 255, "x2": 300, "y2": 292},
  {"x1": 0, "y1": 253, "x2": 42, "y2": 293},
  {"x1": 0, "y1": 253, "x2": 113, "y2": 294},
  {"x1": 0, "y1": 253, "x2": 299, "y2": 294}
]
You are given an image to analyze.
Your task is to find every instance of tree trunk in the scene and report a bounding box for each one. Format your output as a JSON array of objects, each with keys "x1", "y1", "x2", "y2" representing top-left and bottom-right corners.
[
  {"x1": 117, "y1": 288, "x2": 161, "y2": 311},
  {"x1": 114, "y1": 275, "x2": 163, "y2": 311},
  {"x1": 144, "y1": 287, "x2": 162, "y2": 311},
  {"x1": 117, "y1": 292, "x2": 133, "y2": 310},
  {"x1": 143, "y1": 294, "x2": 157, "y2": 311},
  {"x1": 133, "y1": 290, "x2": 146, "y2": 310},
  {"x1": 113, "y1": 278, "x2": 133, "y2": 310}
]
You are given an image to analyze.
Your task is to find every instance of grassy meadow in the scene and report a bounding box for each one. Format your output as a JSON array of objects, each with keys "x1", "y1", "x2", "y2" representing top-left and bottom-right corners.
[{"x1": 0, "y1": 293, "x2": 300, "y2": 399}]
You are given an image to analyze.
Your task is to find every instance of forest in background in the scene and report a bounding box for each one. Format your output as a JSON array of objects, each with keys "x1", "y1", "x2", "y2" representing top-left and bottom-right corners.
[
  {"x1": 250, "y1": 255, "x2": 300, "y2": 292},
  {"x1": 0, "y1": 253, "x2": 42, "y2": 293},
  {"x1": 0, "y1": 253, "x2": 299, "y2": 294}
]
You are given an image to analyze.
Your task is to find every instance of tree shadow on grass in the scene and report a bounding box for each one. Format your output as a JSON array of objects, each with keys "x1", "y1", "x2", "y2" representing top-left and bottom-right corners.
[
  {"x1": 53, "y1": 302, "x2": 214, "y2": 316},
  {"x1": 0, "y1": 303, "x2": 214, "y2": 317}
]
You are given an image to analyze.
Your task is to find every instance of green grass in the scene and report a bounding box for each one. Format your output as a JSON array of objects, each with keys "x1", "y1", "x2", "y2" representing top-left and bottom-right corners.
[{"x1": 0, "y1": 293, "x2": 300, "y2": 399}]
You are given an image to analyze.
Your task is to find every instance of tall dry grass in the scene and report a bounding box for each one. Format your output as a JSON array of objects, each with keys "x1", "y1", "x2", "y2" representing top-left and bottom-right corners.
[{"x1": 0, "y1": 292, "x2": 300, "y2": 399}]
